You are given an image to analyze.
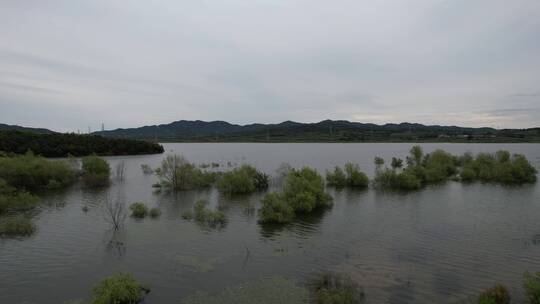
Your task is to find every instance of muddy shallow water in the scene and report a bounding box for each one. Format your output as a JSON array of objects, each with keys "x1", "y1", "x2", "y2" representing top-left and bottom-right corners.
[{"x1": 1, "y1": 143, "x2": 540, "y2": 304}]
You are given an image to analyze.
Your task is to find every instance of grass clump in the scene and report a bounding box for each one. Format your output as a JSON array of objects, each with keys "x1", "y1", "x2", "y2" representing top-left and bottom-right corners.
[
  {"x1": 81, "y1": 154, "x2": 111, "y2": 188},
  {"x1": 149, "y1": 207, "x2": 161, "y2": 218},
  {"x1": 314, "y1": 273, "x2": 365, "y2": 304},
  {"x1": 155, "y1": 155, "x2": 217, "y2": 191},
  {"x1": 477, "y1": 283, "x2": 510, "y2": 304},
  {"x1": 92, "y1": 272, "x2": 149, "y2": 304},
  {"x1": 326, "y1": 163, "x2": 368, "y2": 188},
  {"x1": 524, "y1": 272, "x2": 540, "y2": 304},
  {"x1": 193, "y1": 200, "x2": 226, "y2": 227},
  {"x1": 129, "y1": 202, "x2": 149, "y2": 218},
  {"x1": 0, "y1": 151, "x2": 77, "y2": 191},
  {"x1": 0, "y1": 215, "x2": 36, "y2": 237},
  {"x1": 259, "y1": 167, "x2": 332, "y2": 224},
  {"x1": 217, "y1": 165, "x2": 269, "y2": 195},
  {"x1": 0, "y1": 179, "x2": 39, "y2": 213}
]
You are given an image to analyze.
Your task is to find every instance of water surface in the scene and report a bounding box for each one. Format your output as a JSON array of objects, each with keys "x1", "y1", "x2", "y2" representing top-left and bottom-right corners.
[{"x1": 1, "y1": 143, "x2": 540, "y2": 303}]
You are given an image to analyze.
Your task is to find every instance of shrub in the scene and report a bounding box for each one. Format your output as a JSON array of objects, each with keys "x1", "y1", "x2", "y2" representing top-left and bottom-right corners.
[
  {"x1": 0, "y1": 215, "x2": 36, "y2": 237},
  {"x1": 0, "y1": 182, "x2": 39, "y2": 214},
  {"x1": 314, "y1": 273, "x2": 365, "y2": 304},
  {"x1": 460, "y1": 152, "x2": 537, "y2": 185},
  {"x1": 155, "y1": 155, "x2": 216, "y2": 191},
  {"x1": 0, "y1": 151, "x2": 77, "y2": 191},
  {"x1": 140, "y1": 164, "x2": 153, "y2": 175},
  {"x1": 524, "y1": 272, "x2": 540, "y2": 304},
  {"x1": 217, "y1": 165, "x2": 268, "y2": 195},
  {"x1": 477, "y1": 284, "x2": 510, "y2": 304},
  {"x1": 92, "y1": 273, "x2": 149, "y2": 304},
  {"x1": 181, "y1": 209, "x2": 193, "y2": 220},
  {"x1": 149, "y1": 207, "x2": 161, "y2": 218},
  {"x1": 391, "y1": 157, "x2": 403, "y2": 169},
  {"x1": 81, "y1": 154, "x2": 110, "y2": 187},
  {"x1": 283, "y1": 167, "x2": 332, "y2": 213},
  {"x1": 344, "y1": 163, "x2": 369, "y2": 188},
  {"x1": 258, "y1": 192, "x2": 294, "y2": 224},
  {"x1": 129, "y1": 202, "x2": 148, "y2": 218},
  {"x1": 373, "y1": 169, "x2": 421, "y2": 191},
  {"x1": 326, "y1": 167, "x2": 347, "y2": 187},
  {"x1": 192, "y1": 200, "x2": 226, "y2": 227}
]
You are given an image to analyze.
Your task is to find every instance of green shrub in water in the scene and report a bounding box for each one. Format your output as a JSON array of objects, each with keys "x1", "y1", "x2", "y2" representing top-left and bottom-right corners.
[
  {"x1": 477, "y1": 283, "x2": 510, "y2": 304},
  {"x1": 0, "y1": 179, "x2": 39, "y2": 213},
  {"x1": 149, "y1": 207, "x2": 161, "y2": 218},
  {"x1": 524, "y1": 272, "x2": 540, "y2": 304},
  {"x1": 129, "y1": 202, "x2": 148, "y2": 218},
  {"x1": 460, "y1": 152, "x2": 537, "y2": 184},
  {"x1": 155, "y1": 155, "x2": 217, "y2": 191},
  {"x1": 373, "y1": 169, "x2": 421, "y2": 191},
  {"x1": 283, "y1": 167, "x2": 332, "y2": 213},
  {"x1": 81, "y1": 154, "x2": 110, "y2": 188},
  {"x1": 258, "y1": 192, "x2": 294, "y2": 224},
  {"x1": 217, "y1": 165, "x2": 269, "y2": 195},
  {"x1": 326, "y1": 167, "x2": 347, "y2": 187},
  {"x1": 181, "y1": 209, "x2": 193, "y2": 220},
  {"x1": 92, "y1": 272, "x2": 149, "y2": 304},
  {"x1": 193, "y1": 200, "x2": 226, "y2": 227},
  {"x1": 326, "y1": 163, "x2": 368, "y2": 188},
  {"x1": 314, "y1": 273, "x2": 365, "y2": 304},
  {"x1": 0, "y1": 215, "x2": 36, "y2": 237},
  {"x1": 0, "y1": 151, "x2": 77, "y2": 191}
]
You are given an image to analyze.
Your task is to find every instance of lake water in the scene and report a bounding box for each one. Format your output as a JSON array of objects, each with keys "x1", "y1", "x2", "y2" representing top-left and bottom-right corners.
[{"x1": 1, "y1": 143, "x2": 540, "y2": 304}]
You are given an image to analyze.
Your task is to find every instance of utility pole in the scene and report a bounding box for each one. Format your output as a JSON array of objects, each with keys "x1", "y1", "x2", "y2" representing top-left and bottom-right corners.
[
  {"x1": 101, "y1": 123, "x2": 105, "y2": 132},
  {"x1": 88, "y1": 127, "x2": 91, "y2": 134}
]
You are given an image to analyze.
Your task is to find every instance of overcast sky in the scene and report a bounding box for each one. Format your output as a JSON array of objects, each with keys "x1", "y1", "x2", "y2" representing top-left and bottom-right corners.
[{"x1": 1, "y1": 0, "x2": 539, "y2": 132}]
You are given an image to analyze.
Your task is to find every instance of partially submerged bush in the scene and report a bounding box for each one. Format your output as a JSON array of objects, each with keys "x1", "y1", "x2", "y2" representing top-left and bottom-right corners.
[
  {"x1": 0, "y1": 151, "x2": 77, "y2": 191},
  {"x1": 477, "y1": 283, "x2": 510, "y2": 304},
  {"x1": 314, "y1": 273, "x2": 365, "y2": 304},
  {"x1": 217, "y1": 165, "x2": 269, "y2": 195},
  {"x1": 81, "y1": 154, "x2": 111, "y2": 187},
  {"x1": 149, "y1": 207, "x2": 161, "y2": 218},
  {"x1": 129, "y1": 202, "x2": 148, "y2": 218},
  {"x1": 155, "y1": 155, "x2": 217, "y2": 191},
  {"x1": 258, "y1": 192, "x2": 294, "y2": 224},
  {"x1": 0, "y1": 179, "x2": 39, "y2": 213},
  {"x1": 524, "y1": 271, "x2": 540, "y2": 304},
  {"x1": 0, "y1": 215, "x2": 36, "y2": 237},
  {"x1": 373, "y1": 169, "x2": 421, "y2": 191},
  {"x1": 193, "y1": 200, "x2": 226, "y2": 227},
  {"x1": 259, "y1": 167, "x2": 332, "y2": 224},
  {"x1": 460, "y1": 152, "x2": 537, "y2": 184},
  {"x1": 140, "y1": 164, "x2": 153, "y2": 175},
  {"x1": 326, "y1": 163, "x2": 368, "y2": 188},
  {"x1": 92, "y1": 272, "x2": 149, "y2": 304}
]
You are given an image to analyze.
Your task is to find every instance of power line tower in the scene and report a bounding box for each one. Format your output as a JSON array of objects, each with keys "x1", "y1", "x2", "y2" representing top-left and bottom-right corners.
[{"x1": 101, "y1": 123, "x2": 105, "y2": 132}]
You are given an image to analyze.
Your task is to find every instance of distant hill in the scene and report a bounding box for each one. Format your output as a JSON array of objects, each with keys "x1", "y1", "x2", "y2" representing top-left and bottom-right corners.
[
  {"x1": 0, "y1": 123, "x2": 55, "y2": 134},
  {"x1": 95, "y1": 120, "x2": 540, "y2": 143}
]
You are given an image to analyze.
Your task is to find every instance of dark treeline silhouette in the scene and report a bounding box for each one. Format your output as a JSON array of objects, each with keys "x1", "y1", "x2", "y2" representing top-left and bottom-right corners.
[{"x1": 0, "y1": 130, "x2": 164, "y2": 157}]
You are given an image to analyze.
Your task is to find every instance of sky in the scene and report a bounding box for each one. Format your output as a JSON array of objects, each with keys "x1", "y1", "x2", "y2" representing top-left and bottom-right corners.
[{"x1": 1, "y1": 0, "x2": 539, "y2": 132}]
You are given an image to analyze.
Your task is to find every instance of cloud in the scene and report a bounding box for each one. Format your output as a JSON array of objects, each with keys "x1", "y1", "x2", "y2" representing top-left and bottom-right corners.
[{"x1": 0, "y1": 0, "x2": 539, "y2": 131}]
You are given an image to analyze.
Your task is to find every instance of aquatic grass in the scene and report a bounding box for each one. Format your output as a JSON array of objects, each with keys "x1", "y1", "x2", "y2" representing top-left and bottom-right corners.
[
  {"x1": 91, "y1": 272, "x2": 149, "y2": 304},
  {"x1": 477, "y1": 283, "x2": 510, "y2": 304},
  {"x1": 313, "y1": 273, "x2": 365, "y2": 304},
  {"x1": 258, "y1": 192, "x2": 294, "y2": 224},
  {"x1": 192, "y1": 200, "x2": 226, "y2": 228},
  {"x1": 129, "y1": 202, "x2": 148, "y2": 218},
  {"x1": 524, "y1": 272, "x2": 540, "y2": 304},
  {"x1": 0, "y1": 215, "x2": 36, "y2": 237}
]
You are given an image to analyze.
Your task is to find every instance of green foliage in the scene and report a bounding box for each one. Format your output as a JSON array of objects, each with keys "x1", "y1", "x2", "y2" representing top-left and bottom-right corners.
[
  {"x1": 524, "y1": 272, "x2": 540, "y2": 304},
  {"x1": 192, "y1": 200, "x2": 226, "y2": 227},
  {"x1": 391, "y1": 157, "x2": 403, "y2": 169},
  {"x1": 283, "y1": 167, "x2": 332, "y2": 213},
  {"x1": 0, "y1": 130, "x2": 164, "y2": 157},
  {"x1": 217, "y1": 165, "x2": 268, "y2": 195},
  {"x1": 129, "y1": 202, "x2": 149, "y2": 218},
  {"x1": 0, "y1": 179, "x2": 39, "y2": 214},
  {"x1": 258, "y1": 192, "x2": 295, "y2": 224},
  {"x1": 314, "y1": 273, "x2": 365, "y2": 304},
  {"x1": 0, "y1": 215, "x2": 36, "y2": 237},
  {"x1": 0, "y1": 151, "x2": 77, "y2": 191},
  {"x1": 421, "y1": 149, "x2": 457, "y2": 183},
  {"x1": 181, "y1": 209, "x2": 193, "y2": 220},
  {"x1": 156, "y1": 155, "x2": 216, "y2": 191},
  {"x1": 406, "y1": 145, "x2": 424, "y2": 167},
  {"x1": 81, "y1": 155, "x2": 111, "y2": 187},
  {"x1": 374, "y1": 157, "x2": 385, "y2": 171},
  {"x1": 91, "y1": 273, "x2": 149, "y2": 304},
  {"x1": 460, "y1": 152, "x2": 537, "y2": 184},
  {"x1": 149, "y1": 207, "x2": 161, "y2": 218},
  {"x1": 373, "y1": 169, "x2": 422, "y2": 191},
  {"x1": 326, "y1": 163, "x2": 369, "y2": 188},
  {"x1": 477, "y1": 284, "x2": 510, "y2": 304}
]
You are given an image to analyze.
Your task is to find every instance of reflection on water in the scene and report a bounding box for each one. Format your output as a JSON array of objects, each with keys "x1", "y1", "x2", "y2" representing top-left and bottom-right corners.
[{"x1": 0, "y1": 143, "x2": 539, "y2": 303}]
